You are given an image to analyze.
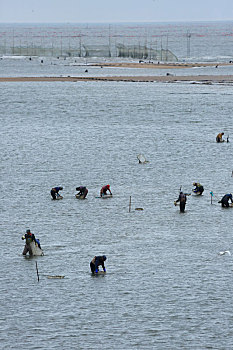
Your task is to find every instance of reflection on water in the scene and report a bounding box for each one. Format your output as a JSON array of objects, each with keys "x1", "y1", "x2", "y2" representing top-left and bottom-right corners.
[{"x1": 1, "y1": 81, "x2": 233, "y2": 349}]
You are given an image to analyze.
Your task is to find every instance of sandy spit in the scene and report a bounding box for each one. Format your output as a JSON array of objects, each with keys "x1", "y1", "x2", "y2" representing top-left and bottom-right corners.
[
  {"x1": 90, "y1": 62, "x2": 233, "y2": 69},
  {"x1": 1, "y1": 75, "x2": 233, "y2": 83}
]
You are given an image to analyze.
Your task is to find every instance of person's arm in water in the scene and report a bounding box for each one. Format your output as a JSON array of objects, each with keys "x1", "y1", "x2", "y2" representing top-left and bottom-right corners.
[{"x1": 101, "y1": 261, "x2": 106, "y2": 272}]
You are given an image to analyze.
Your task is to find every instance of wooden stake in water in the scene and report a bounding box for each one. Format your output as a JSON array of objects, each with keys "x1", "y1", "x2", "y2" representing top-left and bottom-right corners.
[
  {"x1": 129, "y1": 196, "x2": 131, "y2": 212},
  {"x1": 36, "y1": 262, "x2": 39, "y2": 282}
]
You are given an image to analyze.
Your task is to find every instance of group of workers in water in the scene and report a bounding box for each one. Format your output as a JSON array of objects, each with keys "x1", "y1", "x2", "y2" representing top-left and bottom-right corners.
[
  {"x1": 21, "y1": 228, "x2": 107, "y2": 274},
  {"x1": 22, "y1": 228, "x2": 107, "y2": 274},
  {"x1": 175, "y1": 182, "x2": 233, "y2": 212},
  {"x1": 23, "y1": 131, "x2": 231, "y2": 267},
  {"x1": 50, "y1": 184, "x2": 112, "y2": 200},
  {"x1": 174, "y1": 182, "x2": 204, "y2": 212},
  {"x1": 23, "y1": 185, "x2": 111, "y2": 270},
  {"x1": 174, "y1": 132, "x2": 231, "y2": 212}
]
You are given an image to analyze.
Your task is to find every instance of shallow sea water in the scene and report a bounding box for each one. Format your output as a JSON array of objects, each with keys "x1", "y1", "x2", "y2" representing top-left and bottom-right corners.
[{"x1": 1, "y1": 80, "x2": 233, "y2": 349}]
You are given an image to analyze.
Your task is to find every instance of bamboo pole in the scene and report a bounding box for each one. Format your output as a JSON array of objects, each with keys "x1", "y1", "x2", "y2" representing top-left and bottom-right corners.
[{"x1": 36, "y1": 262, "x2": 39, "y2": 282}]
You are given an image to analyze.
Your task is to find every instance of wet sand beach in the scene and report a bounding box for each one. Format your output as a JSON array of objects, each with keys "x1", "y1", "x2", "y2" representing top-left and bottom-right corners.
[
  {"x1": 90, "y1": 62, "x2": 233, "y2": 69},
  {"x1": 1, "y1": 75, "x2": 233, "y2": 84}
]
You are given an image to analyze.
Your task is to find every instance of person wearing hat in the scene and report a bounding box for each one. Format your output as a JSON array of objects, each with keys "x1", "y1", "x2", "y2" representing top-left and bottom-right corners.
[
  {"x1": 90, "y1": 255, "x2": 107, "y2": 274},
  {"x1": 192, "y1": 182, "x2": 204, "y2": 195},
  {"x1": 50, "y1": 186, "x2": 63, "y2": 200},
  {"x1": 22, "y1": 229, "x2": 36, "y2": 256},
  {"x1": 76, "y1": 186, "x2": 88, "y2": 198},
  {"x1": 218, "y1": 193, "x2": 233, "y2": 207},
  {"x1": 100, "y1": 184, "x2": 112, "y2": 197},
  {"x1": 174, "y1": 192, "x2": 187, "y2": 212},
  {"x1": 216, "y1": 132, "x2": 224, "y2": 143}
]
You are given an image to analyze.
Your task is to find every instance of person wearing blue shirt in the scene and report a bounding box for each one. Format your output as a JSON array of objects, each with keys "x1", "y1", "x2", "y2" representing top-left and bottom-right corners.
[
  {"x1": 90, "y1": 255, "x2": 107, "y2": 274},
  {"x1": 51, "y1": 186, "x2": 63, "y2": 200}
]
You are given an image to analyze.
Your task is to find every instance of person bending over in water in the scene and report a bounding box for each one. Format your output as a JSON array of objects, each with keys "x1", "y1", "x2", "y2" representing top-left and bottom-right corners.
[
  {"x1": 50, "y1": 186, "x2": 63, "y2": 200},
  {"x1": 90, "y1": 255, "x2": 107, "y2": 274},
  {"x1": 218, "y1": 193, "x2": 233, "y2": 207},
  {"x1": 100, "y1": 184, "x2": 112, "y2": 197},
  {"x1": 174, "y1": 192, "x2": 187, "y2": 212},
  {"x1": 192, "y1": 182, "x2": 204, "y2": 195},
  {"x1": 216, "y1": 132, "x2": 224, "y2": 143},
  {"x1": 76, "y1": 186, "x2": 88, "y2": 198}
]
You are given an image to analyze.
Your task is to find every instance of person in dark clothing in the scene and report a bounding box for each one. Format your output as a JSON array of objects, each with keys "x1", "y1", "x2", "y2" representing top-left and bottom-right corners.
[
  {"x1": 174, "y1": 192, "x2": 187, "y2": 212},
  {"x1": 22, "y1": 229, "x2": 36, "y2": 256},
  {"x1": 90, "y1": 255, "x2": 107, "y2": 274},
  {"x1": 100, "y1": 184, "x2": 112, "y2": 197},
  {"x1": 76, "y1": 186, "x2": 88, "y2": 198},
  {"x1": 51, "y1": 186, "x2": 63, "y2": 200},
  {"x1": 192, "y1": 182, "x2": 204, "y2": 195},
  {"x1": 218, "y1": 193, "x2": 233, "y2": 207}
]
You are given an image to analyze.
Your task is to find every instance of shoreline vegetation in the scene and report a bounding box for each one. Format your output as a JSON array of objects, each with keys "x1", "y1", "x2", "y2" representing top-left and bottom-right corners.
[{"x1": 1, "y1": 62, "x2": 233, "y2": 83}]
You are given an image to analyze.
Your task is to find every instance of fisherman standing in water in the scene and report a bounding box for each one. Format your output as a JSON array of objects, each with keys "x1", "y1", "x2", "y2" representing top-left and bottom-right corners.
[
  {"x1": 22, "y1": 229, "x2": 36, "y2": 256},
  {"x1": 218, "y1": 193, "x2": 233, "y2": 207},
  {"x1": 50, "y1": 186, "x2": 63, "y2": 200},
  {"x1": 90, "y1": 255, "x2": 107, "y2": 274},
  {"x1": 174, "y1": 192, "x2": 187, "y2": 212},
  {"x1": 100, "y1": 184, "x2": 112, "y2": 197}
]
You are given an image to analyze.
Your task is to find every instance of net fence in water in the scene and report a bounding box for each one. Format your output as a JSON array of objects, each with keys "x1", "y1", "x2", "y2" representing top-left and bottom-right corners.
[
  {"x1": 0, "y1": 25, "x2": 178, "y2": 61},
  {"x1": 1, "y1": 22, "x2": 233, "y2": 62},
  {"x1": 116, "y1": 44, "x2": 177, "y2": 61},
  {"x1": 0, "y1": 43, "x2": 178, "y2": 61}
]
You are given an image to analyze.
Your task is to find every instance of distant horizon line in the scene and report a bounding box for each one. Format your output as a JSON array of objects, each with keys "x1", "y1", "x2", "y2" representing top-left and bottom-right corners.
[{"x1": 0, "y1": 19, "x2": 233, "y2": 25}]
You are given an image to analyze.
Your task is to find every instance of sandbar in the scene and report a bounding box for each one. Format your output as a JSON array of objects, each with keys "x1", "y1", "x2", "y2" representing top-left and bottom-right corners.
[
  {"x1": 0, "y1": 75, "x2": 233, "y2": 84},
  {"x1": 90, "y1": 62, "x2": 233, "y2": 69}
]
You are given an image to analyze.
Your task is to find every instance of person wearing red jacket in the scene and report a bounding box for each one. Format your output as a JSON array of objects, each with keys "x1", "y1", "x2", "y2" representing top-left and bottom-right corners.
[{"x1": 100, "y1": 184, "x2": 112, "y2": 197}]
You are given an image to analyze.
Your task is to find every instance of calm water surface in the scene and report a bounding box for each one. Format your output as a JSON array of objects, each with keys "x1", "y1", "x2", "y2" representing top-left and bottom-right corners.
[{"x1": 1, "y1": 80, "x2": 233, "y2": 349}]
